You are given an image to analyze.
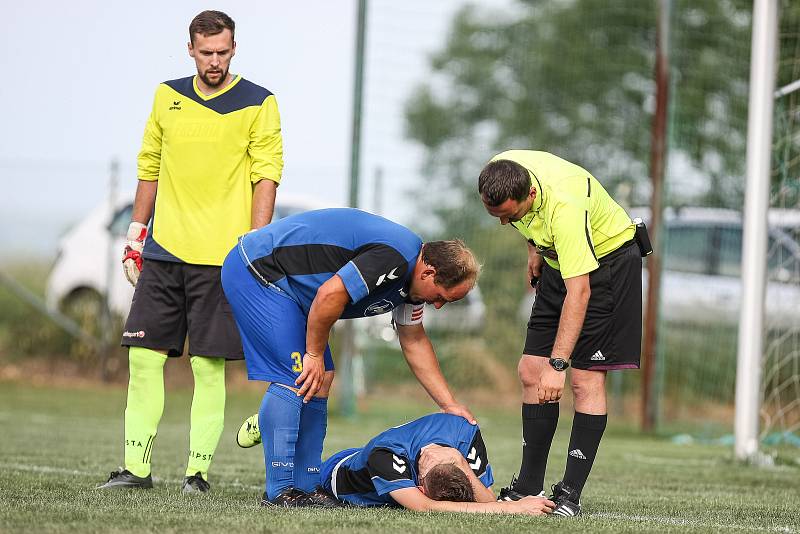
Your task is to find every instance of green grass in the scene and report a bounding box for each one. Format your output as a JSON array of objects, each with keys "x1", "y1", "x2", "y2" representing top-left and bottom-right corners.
[{"x1": 1, "y1": 381, "x2": 798, "y2": 533}]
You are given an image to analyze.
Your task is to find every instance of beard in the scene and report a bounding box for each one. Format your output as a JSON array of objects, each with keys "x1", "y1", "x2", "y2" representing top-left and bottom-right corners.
[{"x1": 198, "y1": 66, "x2": 228, "y2": 88}]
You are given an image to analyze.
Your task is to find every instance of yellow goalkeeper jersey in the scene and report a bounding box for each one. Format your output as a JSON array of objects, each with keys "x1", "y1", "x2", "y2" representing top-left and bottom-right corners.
[
  {"x1": 139, "y1": 74, "x2": 283, "y2": 266},
  {"x1": 491, "y1": 150, "x2": 635, "y2": 279}
]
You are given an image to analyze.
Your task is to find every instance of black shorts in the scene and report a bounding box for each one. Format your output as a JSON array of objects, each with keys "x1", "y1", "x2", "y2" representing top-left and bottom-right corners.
[
  {"x1": 523, "y1": 241, "x2": 642, "y2": 371},
  {"x1": 122, "y1": 259, "x2": 244, "y2": 359}
]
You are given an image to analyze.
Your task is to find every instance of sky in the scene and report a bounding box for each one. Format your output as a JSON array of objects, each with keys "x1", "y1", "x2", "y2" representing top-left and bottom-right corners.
[{"x1": 0, "y1": 0, "x2": 509, "y2": 260}]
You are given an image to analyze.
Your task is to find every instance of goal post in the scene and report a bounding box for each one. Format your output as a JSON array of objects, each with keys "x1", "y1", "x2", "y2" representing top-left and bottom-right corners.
[{"x1": 734, "y1": 0, "x2": 779, "y2": 462}]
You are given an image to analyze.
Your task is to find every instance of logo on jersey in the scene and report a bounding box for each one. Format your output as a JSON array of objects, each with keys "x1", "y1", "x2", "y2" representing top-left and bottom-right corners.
[
  {"x1": 467, "y1": 447, "x2": 482, "y2": 471},
  {"x1": 377, "y1": 268, "x2": 399, "y2": 286},
  {"x1": 392, "y1": 454, "x2": 407, "y2": 474},
  {"x1": 169, "y1": 100, "x2": 182, "y2": 110},
  {"x1": 365, "y1": 299, "x2": 394, "y2": 316}
]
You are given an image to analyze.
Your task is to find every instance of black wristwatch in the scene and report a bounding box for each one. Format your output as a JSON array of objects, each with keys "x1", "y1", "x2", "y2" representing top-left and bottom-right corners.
[{"x1": 548, "y1": 357, "x2": 570, "y2": 371}]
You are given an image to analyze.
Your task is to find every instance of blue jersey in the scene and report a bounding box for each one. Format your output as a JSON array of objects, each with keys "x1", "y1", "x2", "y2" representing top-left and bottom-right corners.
[
  {"x1": 238, "y1": 208, "x2": 422, "y2": 318},
  {"x1": 321, "y1": 414, "x2": 493, "y2": 507}
]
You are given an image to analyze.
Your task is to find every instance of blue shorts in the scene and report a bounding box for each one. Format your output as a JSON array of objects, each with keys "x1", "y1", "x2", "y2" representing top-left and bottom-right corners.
[{"x1": 221, "y1": 247, "x2": 334, "y2": 386}]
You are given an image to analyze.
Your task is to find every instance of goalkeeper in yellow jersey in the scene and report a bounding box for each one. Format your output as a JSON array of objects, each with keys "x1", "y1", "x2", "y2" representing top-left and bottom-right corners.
[{"x1": 98, "y1": 10, "x2": 283, "y2": 493}]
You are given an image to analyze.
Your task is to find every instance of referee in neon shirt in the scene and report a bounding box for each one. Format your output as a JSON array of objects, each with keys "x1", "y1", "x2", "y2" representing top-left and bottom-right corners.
[{"x1": 479, "y1": 150, "x2": 643, "y2": 517}]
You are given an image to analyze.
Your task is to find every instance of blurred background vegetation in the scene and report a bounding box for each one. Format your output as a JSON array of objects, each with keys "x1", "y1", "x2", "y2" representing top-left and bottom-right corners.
[{"x1": 1, "y1": 0, "x2": 799, "y2": 449}]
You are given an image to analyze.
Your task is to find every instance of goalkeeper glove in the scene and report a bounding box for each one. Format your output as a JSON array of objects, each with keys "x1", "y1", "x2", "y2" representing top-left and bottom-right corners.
[{"x1": 122, "y1": 222, "x2": 147, "y2": 287}]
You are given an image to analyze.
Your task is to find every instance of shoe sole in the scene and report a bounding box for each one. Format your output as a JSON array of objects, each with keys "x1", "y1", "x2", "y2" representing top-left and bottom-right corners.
[
  {"x1": 182, "y1": 486, "x2": 209, "y2": 494},
  {"x1": 97, "y1": 483, "x2": 153, "y2": 490}
]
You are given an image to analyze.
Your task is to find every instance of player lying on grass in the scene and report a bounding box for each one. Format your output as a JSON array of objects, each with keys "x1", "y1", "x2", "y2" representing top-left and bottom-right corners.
[{"x1": 237, "y1": 412, "x2": 554, "y2": 514}]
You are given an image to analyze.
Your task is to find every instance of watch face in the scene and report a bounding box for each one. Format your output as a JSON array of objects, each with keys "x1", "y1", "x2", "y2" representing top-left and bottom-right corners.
[{"x1": 550, "y1": 358, "x2": 567, "y2": 370}]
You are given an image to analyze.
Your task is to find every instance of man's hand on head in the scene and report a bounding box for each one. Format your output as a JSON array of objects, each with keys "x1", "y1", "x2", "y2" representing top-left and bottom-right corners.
[{"x1": 440, "y1": 403, "x2": 477, "y2": 425}]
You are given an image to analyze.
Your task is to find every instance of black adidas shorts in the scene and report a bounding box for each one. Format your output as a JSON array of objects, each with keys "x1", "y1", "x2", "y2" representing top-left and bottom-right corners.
[
  {"x1": 122, "y1": 259, "x2": 244, "y2": 359},
  {"x1": 523, "y1": 241, "x2": 642, "y2": 371}
]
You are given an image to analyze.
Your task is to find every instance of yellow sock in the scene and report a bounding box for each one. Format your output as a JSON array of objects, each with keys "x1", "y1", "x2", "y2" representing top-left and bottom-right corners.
[
  {"x1": 124, "y1": 347, "x2": 167, "y2": 478},
  {"x1": 186, "y1": 356, "x2": 226, "y2": 479}
]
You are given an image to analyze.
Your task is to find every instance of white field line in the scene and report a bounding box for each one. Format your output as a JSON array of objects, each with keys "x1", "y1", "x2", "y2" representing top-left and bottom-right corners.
[
  {"x1": 591, "y1": 512, "x2": 797, "y2": 533},
  {"x1": 0, "y1": 462, "x2": 262, "y2": 491},
  {"x1": 622, "y1": 453, "x2": 719, "y2": 467},
  {"x1": 623, "y1": 453, "x2": 799, "y2": 472}
]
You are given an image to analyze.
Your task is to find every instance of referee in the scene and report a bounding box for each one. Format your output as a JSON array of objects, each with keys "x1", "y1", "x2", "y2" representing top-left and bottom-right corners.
[
  {"x1": 98, "y1": 10, "x2": 283, "y2": 492},
  {"x1": 478, "y1": 150, "x2": 643, "y2": 517}
]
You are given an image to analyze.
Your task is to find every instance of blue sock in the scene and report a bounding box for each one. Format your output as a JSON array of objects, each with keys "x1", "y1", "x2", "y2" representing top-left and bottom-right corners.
[
  {"x1": 293, "y1": 397, "x2": 328, "y2": 493},
  {"x1": 259, "y1": 384, "x2": 303, "y2": 500}
]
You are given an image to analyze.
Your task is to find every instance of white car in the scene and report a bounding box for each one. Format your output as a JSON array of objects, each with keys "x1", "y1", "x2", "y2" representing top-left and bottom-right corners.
[
  {"x1": 46, "y1": 195, "x2": 486, "y2": 334},
  {"x1": 518, "y1": 206, "x2": 800, "y2": 329},
  {"x1": 45, "y1": 192, "x2": 333, "y2": 321}
]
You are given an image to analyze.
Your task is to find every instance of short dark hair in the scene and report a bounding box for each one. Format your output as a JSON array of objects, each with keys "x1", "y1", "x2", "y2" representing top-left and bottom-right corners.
[
  {"x1": 478, "y1": 159, "x2": 531, "y2": 207},
  {"x1": 189, "y1": 10, "x2": 235, "y2": 44},
  {"x1": 423, "y1": 464, "x2": 475, "y2": 502},
  {"x1": 422, "y1": 240, "x2": 481, "y2": 289}
]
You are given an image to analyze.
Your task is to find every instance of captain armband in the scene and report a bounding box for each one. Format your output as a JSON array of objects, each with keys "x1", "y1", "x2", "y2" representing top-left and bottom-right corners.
[{"x1": 391, "y1": 303, "x2": 424, "y2": 327}]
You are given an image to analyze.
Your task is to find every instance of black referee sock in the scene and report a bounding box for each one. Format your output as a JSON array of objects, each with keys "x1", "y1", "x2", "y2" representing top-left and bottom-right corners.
[
  {"x1": 563, "y1": 412, "x2": 608, "y2": 496},
  {"x1": 515, "y1": 402, "x2": 559, "y2": 495}
]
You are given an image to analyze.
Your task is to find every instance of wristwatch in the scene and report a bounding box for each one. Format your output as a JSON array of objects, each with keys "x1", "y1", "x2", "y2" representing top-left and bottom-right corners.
[{"x1": 548, "y1": 357, "x2": 570, "y2": 371}]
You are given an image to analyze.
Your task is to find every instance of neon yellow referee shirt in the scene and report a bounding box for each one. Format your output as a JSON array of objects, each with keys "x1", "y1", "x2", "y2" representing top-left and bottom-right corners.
[
  {"x1": 491, "y1": 150, "x2": 635, "y2": 279},
  {"x1": 138, "y1": 75, "x2": 283, "y2": 266}
]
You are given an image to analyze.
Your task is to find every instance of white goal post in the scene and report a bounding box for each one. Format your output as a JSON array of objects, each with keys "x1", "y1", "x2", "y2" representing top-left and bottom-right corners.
[{"x1": 734, "y1": 0, "x2": 779, "y2": 462}]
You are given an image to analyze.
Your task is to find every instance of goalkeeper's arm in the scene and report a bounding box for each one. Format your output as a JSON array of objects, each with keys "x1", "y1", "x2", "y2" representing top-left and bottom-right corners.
[{"x1": 122, "y1": 180, "x2": 157, "y2": 286}]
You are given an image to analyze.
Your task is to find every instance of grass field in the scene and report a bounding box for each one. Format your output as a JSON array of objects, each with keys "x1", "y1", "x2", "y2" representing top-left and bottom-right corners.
[{"x1": 1, "y1": 380, "x2": 799, "y2": 534}]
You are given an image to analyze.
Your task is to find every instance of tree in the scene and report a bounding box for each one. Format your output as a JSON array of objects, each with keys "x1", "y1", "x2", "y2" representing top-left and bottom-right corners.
[
  {"x1": 405, "y1": 0, "x2": 755, "y2": 215},
  {"x1": 403, "y1": 0, "x2": 756, "y2": 364}
]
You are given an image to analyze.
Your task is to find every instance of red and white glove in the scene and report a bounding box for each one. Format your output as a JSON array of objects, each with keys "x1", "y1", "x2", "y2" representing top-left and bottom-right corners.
[{"x1": 122, "y1": 222, "x2": 147, "y2": 287}]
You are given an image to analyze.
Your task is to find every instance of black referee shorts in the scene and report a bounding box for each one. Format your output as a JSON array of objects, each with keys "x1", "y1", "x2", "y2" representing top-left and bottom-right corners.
[
  {"x1": 121, "y1": 259, "x2": 244, "y2": 360},
  {"x1": 523, "y1": 241, "x2": 642, "y2": 371}
]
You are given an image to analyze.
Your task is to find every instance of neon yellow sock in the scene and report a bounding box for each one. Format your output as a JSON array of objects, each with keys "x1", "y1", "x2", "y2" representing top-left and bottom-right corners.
[
  {"x1": 186, "y1": 356, "x2": 226, "y2": 479},
  {"x1": 124, "y1": 347, "x2": 168, "y2": 478}
]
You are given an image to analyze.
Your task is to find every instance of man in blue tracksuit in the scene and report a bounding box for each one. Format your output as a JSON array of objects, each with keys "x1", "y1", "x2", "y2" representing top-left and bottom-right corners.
[{"x1": 221, "y1": 208, "x2": 481, "y2": 506}]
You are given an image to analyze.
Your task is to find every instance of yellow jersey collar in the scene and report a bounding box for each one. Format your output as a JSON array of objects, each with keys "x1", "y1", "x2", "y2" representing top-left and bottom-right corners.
[
  {"x1": 529, "y1": 171, "x2": 544, "y2": 213},
  {"x1": 192, "y1": 74, "x2": 241, "y2": 101}
]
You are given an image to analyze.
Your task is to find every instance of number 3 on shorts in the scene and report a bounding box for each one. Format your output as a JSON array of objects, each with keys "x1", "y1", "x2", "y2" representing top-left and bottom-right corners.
[{"x1": 291, "y1": 351, "x2": 303, "y2": 373}]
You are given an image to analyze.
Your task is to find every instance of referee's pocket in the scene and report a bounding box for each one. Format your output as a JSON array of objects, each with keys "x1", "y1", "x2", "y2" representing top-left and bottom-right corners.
[{"x1": 588, "y1": 263, "x2": 614, "y2": 314}]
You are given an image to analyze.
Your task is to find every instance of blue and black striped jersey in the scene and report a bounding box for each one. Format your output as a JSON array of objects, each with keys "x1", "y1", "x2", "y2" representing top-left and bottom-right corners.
[
  {"x1": 237, "y1": 208, "x2": 422, "y2": 318},
  {"x1": 325, "y1": 413, "x2": 493, "y2": 507}
]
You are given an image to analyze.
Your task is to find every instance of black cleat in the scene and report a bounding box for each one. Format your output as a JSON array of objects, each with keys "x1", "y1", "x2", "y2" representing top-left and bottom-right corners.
[
  {"x1": 261, "y1": 488, "x2": 308, "y2": 508},
  {"x1": 96, "y1": 469, "x2": 153, "y2": 490},
  {"x1": 298, "y1": 487, "x2": 344, "y2": 508},
  {"x1": 182, "y1": 472, "x2": 211, "y2": 494},
  {"x1": 497, "y1": 475, "x2": 545, "y2": 501},
  {"x1": 550, "y1": 481, "x2": 581, "y2": 517}
]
